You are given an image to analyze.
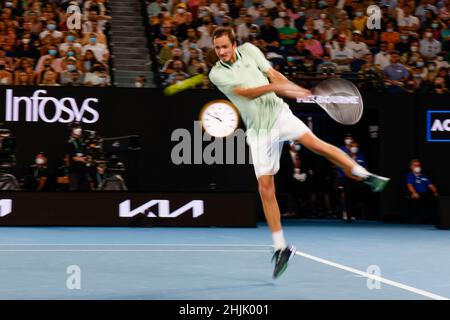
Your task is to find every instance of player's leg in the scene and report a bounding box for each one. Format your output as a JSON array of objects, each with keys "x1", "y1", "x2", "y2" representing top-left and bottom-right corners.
[
  {"x1": 258, "y1": 175, "x2": 282, "y2": 234},
  {"x1": 297, "y1": 131, "x2": 389, "y2": 192},
  {"x1": 257, "y1": 174, "x2": 296, "y2": 279}
]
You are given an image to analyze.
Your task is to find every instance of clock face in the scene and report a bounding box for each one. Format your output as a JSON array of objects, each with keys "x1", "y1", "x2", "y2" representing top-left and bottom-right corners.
[{"x1": 200, "y1": 100, "x2": 239, "y2": 138}]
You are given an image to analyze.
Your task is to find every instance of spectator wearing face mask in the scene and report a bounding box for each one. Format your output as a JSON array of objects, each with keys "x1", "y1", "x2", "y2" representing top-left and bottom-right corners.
[
  {"x1": 81, "y1": 16, "x2": 106, "y2": 40},
  {"x1": 337, "y1": 141, "x2": 367, "y2": 222},
  {"x1": 66, "y1": 122, "x2": 91, "y2": 191},
  {"x1": 426, "y1": 61, "x2": 439, "y2": 81},
  {"x1": 135, "y1": 75, "x2": 146, "y2": 88},
  {"x1": 35, "y1": 46, "x2": 63, "y2": 73},
  {"x1": 14, "y1": 32, "x2": 40, "y2": 60},
  {"x1": 163, "y1": 60, "x2": 189, "y2": 86},
  {"x1": 412, "y1": 58, "x2": 428, "y2": 78},
  {"x1": 59, "y1": 31, "x2": 82, "y2": 56},
  {"x1": 81, "y1": 49, "x2": 100, "y2": 73},
  {"x1": 181, "y1": 28, "x2": 202, "y2": 59},
  {"x1": 83, "y1": 63, "x2": 110, "y2": 86},
  {"x1": 173, "y1": 3, "x2": 193, "y2": 40},
  {"x1": 395, "y1": 31, "x2": 411, "y2": 54},
  {"x1": 406, "y1": 159, "x2": 439, "y2": 224},
  {"x1": 24, "y1": 152, "x2": 50, "y2": 191},
  {"x1": 433, "y1": 76, "x2": 449, "y2": 93},
  {"x1": 39, "y1": 20, "x2": 63, "y2": 41},
  {"x1": 381, "y1": 22, "x2": 400, "y2": 51},
  {"x1": 352, "y1": 7, "x2": 367, "y2": 33},
  {"x1": 401, "y1": 40, "x2": 420, "y2": 65},
  {"x1": 303, "y1": 31, "x2": 324, "y2": 58},
  {"x1": 340, "y1": 134, "x2": 353, "y2": 155},
  {"x1": 183, "y1": 44, "x2": 204, "y2": 65},
  {"x1": 419, "y1": 28, "x2": 442, "y2": 60},
  {"x1": 82, "y1": 33, "x2": 109, "y2": 63},
  {"x1": 60, "y1": 57, "x2": 84, "y2": 86}
]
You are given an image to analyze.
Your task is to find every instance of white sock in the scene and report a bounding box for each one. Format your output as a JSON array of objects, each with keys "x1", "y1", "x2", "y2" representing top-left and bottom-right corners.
[
  {"x1": 351, "y1": 165, "x2": 370, "y2": 179},
  {"x1": 272, "y1": 230, "x2": 287, "y2": 251}
]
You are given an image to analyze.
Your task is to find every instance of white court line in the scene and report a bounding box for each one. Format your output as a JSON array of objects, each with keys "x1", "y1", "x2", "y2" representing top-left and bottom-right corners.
[
  {"x1": 0, "y1": 243, "x2": 446, "y2": 300},
  {"x1": 0, "y1": 249, "x2": 268, "y2": 253},
  {"x1": 0, "y1": 244, "x2": 270, "y2": 247},
  {"x1": 295, "y1": 250, "x2": 449, "y2": 301}
]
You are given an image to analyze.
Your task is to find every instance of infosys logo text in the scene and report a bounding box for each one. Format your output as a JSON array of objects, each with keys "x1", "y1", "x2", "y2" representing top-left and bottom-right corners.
[{"x1": 4, "y1": 89, "x2": 99, "y2": 123}]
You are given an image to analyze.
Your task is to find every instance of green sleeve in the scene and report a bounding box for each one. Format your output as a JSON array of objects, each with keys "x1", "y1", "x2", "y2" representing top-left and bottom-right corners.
[{"x1": 240, "y1": 42, "x2": 271, "y2": 74}]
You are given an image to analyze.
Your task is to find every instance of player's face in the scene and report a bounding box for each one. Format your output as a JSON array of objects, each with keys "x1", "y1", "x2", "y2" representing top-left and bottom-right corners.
[{"x1": 213, "y1": 35, "x2": 236, "y2": 63}]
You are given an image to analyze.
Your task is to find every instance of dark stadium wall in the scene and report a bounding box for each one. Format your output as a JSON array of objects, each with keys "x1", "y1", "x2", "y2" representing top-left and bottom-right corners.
[{"x1": 0, "y1": 87, "x2": 448, "y2": 221}]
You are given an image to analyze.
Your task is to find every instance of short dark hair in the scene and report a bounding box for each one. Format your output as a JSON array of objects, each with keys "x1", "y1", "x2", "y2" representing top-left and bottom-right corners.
[{"x1": 212, "y1": 27, "x2": 237, "y2": 45}]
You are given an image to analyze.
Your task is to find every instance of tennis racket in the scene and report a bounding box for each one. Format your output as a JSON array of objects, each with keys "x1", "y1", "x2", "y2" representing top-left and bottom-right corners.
[{"x1": 309, "y1": 78, "x2": 364, "y2": 125}]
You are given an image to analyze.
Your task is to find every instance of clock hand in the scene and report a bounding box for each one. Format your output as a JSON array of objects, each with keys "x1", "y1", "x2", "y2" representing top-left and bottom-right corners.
[{"x1": 207, "y1": 112, "x2": 222, "y2": 122}]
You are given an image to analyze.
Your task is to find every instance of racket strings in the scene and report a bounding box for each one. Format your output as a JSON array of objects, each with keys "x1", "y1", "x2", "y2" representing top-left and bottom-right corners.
[{"x1": 311, "y1": 79, "x2": 363, "y2": 125}]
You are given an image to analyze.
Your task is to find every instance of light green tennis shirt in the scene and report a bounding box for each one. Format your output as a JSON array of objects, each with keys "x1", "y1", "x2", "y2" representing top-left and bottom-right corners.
[{"x1": 209, "y1": 42, "x2": 284, "y2": 132}]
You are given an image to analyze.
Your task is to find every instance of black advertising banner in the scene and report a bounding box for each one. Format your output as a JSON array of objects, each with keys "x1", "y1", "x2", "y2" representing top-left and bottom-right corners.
[
  {"x1": 417, "y1": 94, "x2": 450, "y2": 196},
  {"x1": 0, "y1": 86, "x2": 256, "y2": 193},
  {"x1": 0, "y1": 86, "x2": 449, "y2": 223},
  {"x1": 0, "y1": 192, "x2": 257, "y2": 226}
]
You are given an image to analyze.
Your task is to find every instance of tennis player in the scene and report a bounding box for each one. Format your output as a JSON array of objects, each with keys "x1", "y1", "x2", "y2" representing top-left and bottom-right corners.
[{"x1": 209, "y1": 27, "x2": 389, "y2": 279}]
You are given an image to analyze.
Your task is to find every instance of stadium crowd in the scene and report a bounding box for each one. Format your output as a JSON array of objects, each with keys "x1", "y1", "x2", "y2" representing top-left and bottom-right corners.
[
  {"x1": 145, "y1": 0, "x2": 450, "y2": 93},
  {"x1": 0, "y1": 0, "x2": 111, "y2": 87}
]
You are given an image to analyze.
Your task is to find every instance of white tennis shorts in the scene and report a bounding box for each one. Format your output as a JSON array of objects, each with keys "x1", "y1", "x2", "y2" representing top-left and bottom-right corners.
[{"x1": 246, "y1": 104, "x2": 311, "y2": 179}]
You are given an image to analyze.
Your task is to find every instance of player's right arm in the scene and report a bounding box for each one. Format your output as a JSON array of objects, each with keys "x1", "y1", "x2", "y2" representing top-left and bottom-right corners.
[
  {"x1": 239, "y1": 43, "x2": 312, "y2": 98},
  {"x1": 210, "y1": 67, "x2": 311, "y2": 100}
]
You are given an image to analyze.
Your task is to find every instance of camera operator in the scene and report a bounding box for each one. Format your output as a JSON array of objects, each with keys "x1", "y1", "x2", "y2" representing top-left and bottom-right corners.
[
  {"x1": 66, "y1": 122, "x2": 91, "y2": 191},
  {"x1": 23, "y1": 152, "x2": 50, "y2": 191},
  {"x1": 0, "y1": 124, "x2": 20, "y2": 190},
  {"x1": 86, "y1": 156, "x2": 107, "y2": 190}
]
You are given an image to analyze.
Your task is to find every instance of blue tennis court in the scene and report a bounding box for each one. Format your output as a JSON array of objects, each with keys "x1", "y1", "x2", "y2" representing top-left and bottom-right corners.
[{"x1": 0, "y1": 220, "x2": 449, "y2": 300}]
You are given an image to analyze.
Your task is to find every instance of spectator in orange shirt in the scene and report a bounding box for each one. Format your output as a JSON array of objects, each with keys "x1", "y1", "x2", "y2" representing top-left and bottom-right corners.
[{"x1": 381, "y1": 22, "x2": 400, "y2": 51}]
